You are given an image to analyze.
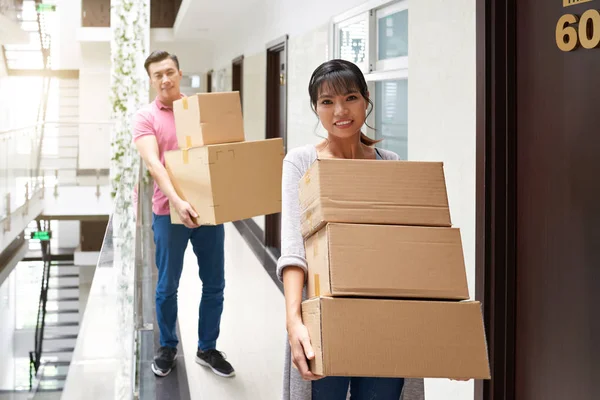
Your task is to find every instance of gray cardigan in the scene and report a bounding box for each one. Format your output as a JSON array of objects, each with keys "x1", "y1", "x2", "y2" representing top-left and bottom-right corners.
[{"x1": 276, "y1": 144, "x2": 425, "y2": 400}]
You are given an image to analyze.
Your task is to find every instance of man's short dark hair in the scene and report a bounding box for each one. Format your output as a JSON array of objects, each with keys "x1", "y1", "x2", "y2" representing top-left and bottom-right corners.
[{"x1": 144, "y1": 50, "x2": 180, "y2": 75}]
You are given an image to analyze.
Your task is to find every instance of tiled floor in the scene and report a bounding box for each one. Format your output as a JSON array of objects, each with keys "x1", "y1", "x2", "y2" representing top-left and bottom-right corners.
[{"x1": 178, "y1": 223, "x2": 286, "y2": 400}]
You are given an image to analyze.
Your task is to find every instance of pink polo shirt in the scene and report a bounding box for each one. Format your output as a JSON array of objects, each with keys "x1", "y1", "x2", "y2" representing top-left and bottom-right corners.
[{"x1": 132, "y1": 96, "x2": 181, "y2": 216}]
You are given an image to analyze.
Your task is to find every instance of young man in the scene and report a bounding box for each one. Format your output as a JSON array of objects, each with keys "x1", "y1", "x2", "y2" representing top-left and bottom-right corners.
[{"x1": 133, "y1": 50, "x2": 235, "y2": 378}]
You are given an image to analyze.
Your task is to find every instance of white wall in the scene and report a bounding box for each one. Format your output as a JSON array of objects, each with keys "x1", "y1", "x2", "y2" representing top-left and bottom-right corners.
[
  {"x1": 207, "y1": 1, "x2": 478, "y2": 400},
  {"x1": 77, "y1": 39, "x2": 213, "y2": 171},
  {"x1": 408, "y1": 0, "x2": 476, "y2": 399},
  {"x1": 287, "y1": 25, "x2": 330, "y2": 150},
  {"x1": 78, "y1": 42, "x2": 112, "y2": 170},
  {"x1": 242, "y1": 53, "x2": 267, "y2": 230},
  {"x1": 55, "y1": 0, "x2": 82, "y2": 69},
  {"x1": 210, "y1": 0, "x2": 368, "y2": 68},
  {"x1": 150, "y1": 40, "x2": 213, "y2": 77}
]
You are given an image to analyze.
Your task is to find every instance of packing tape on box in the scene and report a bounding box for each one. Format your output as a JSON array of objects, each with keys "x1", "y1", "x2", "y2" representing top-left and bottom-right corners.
[
  {"x1": 182, "y1": 96, "x2": 188, "y2": 110},
  {"x1": 180, "y1": 136, "x2": 193, "y2": 164},
  {"x1": 304, "y1": 172, "x2": 311, "y2": 185},
  {"x1": 314, "y1": 274, "x2": 321, "y2": 297}
]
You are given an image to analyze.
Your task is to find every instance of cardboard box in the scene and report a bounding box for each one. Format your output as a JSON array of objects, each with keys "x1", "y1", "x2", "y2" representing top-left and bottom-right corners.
[
  {"x1": 302, "y1": 297, "x2": 490, "y2": 379},
  {"x1": 299, "y1": 159, "x2": 451, "y2": 238},
  {"x1": 173, "y1": 92, "x2": 245, "y2": 148},
  {"x1": 164, "y1": 138, "x2": 284, "y2": 225},
  {"x1": 305, "y1": 223, "x2": 469, "y2": 300}
]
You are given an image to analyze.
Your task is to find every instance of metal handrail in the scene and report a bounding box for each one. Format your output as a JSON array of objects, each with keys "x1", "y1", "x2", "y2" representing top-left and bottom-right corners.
[
  {"x1": 132, "y1": 157, "x2": 156, "y2": 398},
  {"x1": 28, "y1": 219, "x2": 52, "y2": 390}
]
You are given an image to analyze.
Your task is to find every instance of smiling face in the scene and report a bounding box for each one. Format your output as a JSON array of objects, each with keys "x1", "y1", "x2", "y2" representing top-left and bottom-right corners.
[
  {"x1": 315, "y1": 83, "x2": 369, "y2": 139},
  {"x1": 147, "y1": 57, "x2": 182, "y2": 104},
  {"x1": 309, "y1": 60, "x2": 372, "y2": 141}
]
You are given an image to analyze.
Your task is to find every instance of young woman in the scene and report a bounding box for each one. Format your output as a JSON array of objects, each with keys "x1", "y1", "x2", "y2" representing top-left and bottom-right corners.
[{"x1": 276, "y1": 59, "x2": 420, "y2": 400}]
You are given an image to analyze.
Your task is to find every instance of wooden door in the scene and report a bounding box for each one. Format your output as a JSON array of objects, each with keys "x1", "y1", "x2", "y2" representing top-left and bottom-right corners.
[
  {"x1": 264, "y1": 36, "x2": 288, "y2": 252},
  {"x1": 514, "y1": 1, "x2": 600, "y2": 398},
  {"x1": 82, "y1": 0, "x2": 110, "y2": 27},
  {"x1": 477, "y1": 1, "x2": 600, "y2": 399},
  {"x1": 232, "y1": 56, "x2": 244, "y2": 111}
]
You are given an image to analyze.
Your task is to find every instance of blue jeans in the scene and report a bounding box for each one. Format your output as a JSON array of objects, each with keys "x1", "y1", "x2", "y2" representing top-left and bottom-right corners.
[
  {"x1": 312, "y1": 376, "x2": 404, "y2": 400},
  {"x1": 152, "y1": 213, "x2": 225, "y2": 351}
]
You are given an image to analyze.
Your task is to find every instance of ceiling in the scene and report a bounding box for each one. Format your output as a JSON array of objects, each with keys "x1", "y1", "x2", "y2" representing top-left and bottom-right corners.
[{"x1": 173, "y1": 0, "x2": 264, "y2": 41}]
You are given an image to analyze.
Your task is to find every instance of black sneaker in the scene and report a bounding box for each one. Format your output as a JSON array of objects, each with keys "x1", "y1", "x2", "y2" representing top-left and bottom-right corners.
[
  {"x1": 195, "y1": 349, "x2": 235, "y2": 377},
  {"x1": 151, "y1": 346, "x2": 177, "y2": 377}
]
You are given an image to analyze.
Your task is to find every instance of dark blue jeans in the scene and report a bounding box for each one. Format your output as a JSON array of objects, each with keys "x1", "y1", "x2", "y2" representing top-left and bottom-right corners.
[
  {"x1": 312, "y1": 376, "x2": 404, "y2": 400},
  {"x1": 152, "y1": 214, "x2": 225, "y2": 351}
]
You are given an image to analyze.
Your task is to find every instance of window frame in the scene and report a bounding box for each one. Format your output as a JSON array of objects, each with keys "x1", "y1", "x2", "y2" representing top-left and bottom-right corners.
[
  {"x1": 333, "y1": 12, "x2": 371, "y2": 74},
  {"x1": 330, "y1": 0, "x2": 409, "y2": 148}
]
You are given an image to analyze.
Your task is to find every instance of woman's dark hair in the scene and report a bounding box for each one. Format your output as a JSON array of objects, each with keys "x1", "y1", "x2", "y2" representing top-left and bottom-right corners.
[{"x1": 308, "y1": 59, "x2": 380, "y2": 146}]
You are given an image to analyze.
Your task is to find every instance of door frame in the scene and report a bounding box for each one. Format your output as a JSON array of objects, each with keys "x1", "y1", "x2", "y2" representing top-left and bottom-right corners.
[
  {"x1": 206, "y1": 69, "x2": 213, "y2": 93},
  {"x1": 232, "y1": 55, "x2": 244, "y2": 109},
  {"x1": 264, "y1": 34, "x2": 289, "y2": 252},
  {"x1": 265, "y1": 34, "x2": 288, "y2": 151},
  {"x1": 475, "y1": 0, "x2": 517, "y2": 400}
]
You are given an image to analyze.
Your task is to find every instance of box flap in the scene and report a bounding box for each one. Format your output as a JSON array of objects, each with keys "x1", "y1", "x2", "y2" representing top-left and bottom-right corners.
[
  {"x1": 299, "y1": 159, "x2": 452, "y2": 237},
  {"x1": 318, "y1": 298, "x2": 491, "y2": 379},
  {"x1": 301, "y1": 298, "x2": 324, "y2": 376},
  {"x1": 164, "y1": 147, "x2": 216, "y2": 225},
  {"x1": 197, "y1": 92, "x2": 243, "y2": 123},
  {"x1": 173, "y1": 92, "x2": 245, "y2": 148},
  {"x1": 206, "y1": 138, "x2": 284, "y2": 222},
  {"x1": 306, "y1": 226, "x2": 332, "y2": 298},
  {"x1": 327, "y1": 224, "x2": 469, "y2": 299}
]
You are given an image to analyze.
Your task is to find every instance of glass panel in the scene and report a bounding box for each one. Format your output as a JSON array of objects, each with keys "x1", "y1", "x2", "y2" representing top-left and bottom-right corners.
[
  {"x1": 378, "y1": 9, "x2": 408, "y2": 60},
  {"x1": 338, "y1": 16, "x2": 368, "y2": 68},
  {"x1": 0, "y1": 136, "x2": 6, "y2": 220},
  {"x1": 375, "y1": 79, "x2": 408, "y2": 159},
  {"x1": 15, "y1": 262, "x2": 43, "y2": 329}
]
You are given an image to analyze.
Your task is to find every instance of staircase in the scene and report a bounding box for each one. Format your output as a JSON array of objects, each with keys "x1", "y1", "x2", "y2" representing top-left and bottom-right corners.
[
  {"x1": 37, "y1": 260, "x2": 80, "y2": 392},
  {"x1": 1, "y1": 0, "x2": 51, "y2": 72},
  {"x1": 24, "y1": 221, "x2": 81, "y2": 395},
  {"x1": 39, "y1": 78, "x2": 81, "y2": 186}
]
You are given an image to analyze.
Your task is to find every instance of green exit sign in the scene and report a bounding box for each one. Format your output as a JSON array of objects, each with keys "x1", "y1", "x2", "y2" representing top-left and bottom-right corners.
[
  {"x1": 31, "y1": 231, "x2": 51, "y2": 240},
  {"x1": 36, "y1": 4, "x2": 57, "y2": 12}
]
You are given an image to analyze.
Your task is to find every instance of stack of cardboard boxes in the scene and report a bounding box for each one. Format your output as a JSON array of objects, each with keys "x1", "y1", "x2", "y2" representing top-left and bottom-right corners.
[
  {"x1": 299, "y1": 158, "x2": 491, "y2": 379},
  {"x1": 164, "y1": 91, "x2": 284, "y2": 226}
]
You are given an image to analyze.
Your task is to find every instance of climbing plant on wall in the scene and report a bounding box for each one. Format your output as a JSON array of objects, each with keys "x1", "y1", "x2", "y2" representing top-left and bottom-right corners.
[
  {"x1": 109, "y1": 0, "x2": 149, "y2": 239},
  {"x1": 108, "y1": 1, "x2": 149, "y2": 394}
]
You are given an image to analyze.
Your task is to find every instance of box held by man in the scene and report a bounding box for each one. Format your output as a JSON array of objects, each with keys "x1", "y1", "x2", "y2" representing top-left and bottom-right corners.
[{"x1": 165, "y1": 138, "x2": 284, "y2": 225}]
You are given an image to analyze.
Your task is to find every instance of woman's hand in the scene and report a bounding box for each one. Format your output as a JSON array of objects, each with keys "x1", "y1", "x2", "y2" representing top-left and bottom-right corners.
[{"x1": 287, "y1": 319, "x2": 322, "y2": 381}]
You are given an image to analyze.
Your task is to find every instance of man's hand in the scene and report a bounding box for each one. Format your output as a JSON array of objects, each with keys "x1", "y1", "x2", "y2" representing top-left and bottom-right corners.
[{"x1": 173, "y1": 198, "x2": 200, "y2": 228}]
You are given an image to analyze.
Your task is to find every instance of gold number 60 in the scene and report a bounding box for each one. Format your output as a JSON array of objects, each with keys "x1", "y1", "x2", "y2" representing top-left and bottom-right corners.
[{"x1": 556, "y1": 10, "x2": 600, "y2": 52}]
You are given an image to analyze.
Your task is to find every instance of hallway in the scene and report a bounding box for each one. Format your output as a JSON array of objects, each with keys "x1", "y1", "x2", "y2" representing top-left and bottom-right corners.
[{"x1": 177, "y1": 222, "x2": 286, "y2": 400}]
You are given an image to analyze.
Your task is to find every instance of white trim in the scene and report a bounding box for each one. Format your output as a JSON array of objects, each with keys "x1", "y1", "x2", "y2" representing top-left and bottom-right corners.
[
  {"x1": 337, "y1": 12, "x2": 369, "y2": 30},
  {"x1": 365, "y1": 68, "x2": 408, "y2": 82},
  {"x1": 375, "y1": 0, "x2": 409, "y2": 19},
  {"x1": 374, "y1": 2, "x2": 409, "y2": 67},
  {"x1": 335, "y1": 12, "x2": 370, "y2": 73},
  {"x1": 328, "y1": 18, "x2": 335, "y2": 59},
  {"x1": 376, "y1": 56, "x2": 408, "y2": 71},
  {"x1": 332, "y1": 0, "x2": 404, "y2": 24}
]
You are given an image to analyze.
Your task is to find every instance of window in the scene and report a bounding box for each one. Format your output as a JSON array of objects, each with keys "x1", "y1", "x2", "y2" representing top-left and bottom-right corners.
[
  {"x1": 332, "y1": 0, "x2": 409, "y2": 159},
  {"x1": 335, "y1": 14, "x2": 369, "y2": 73}
]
